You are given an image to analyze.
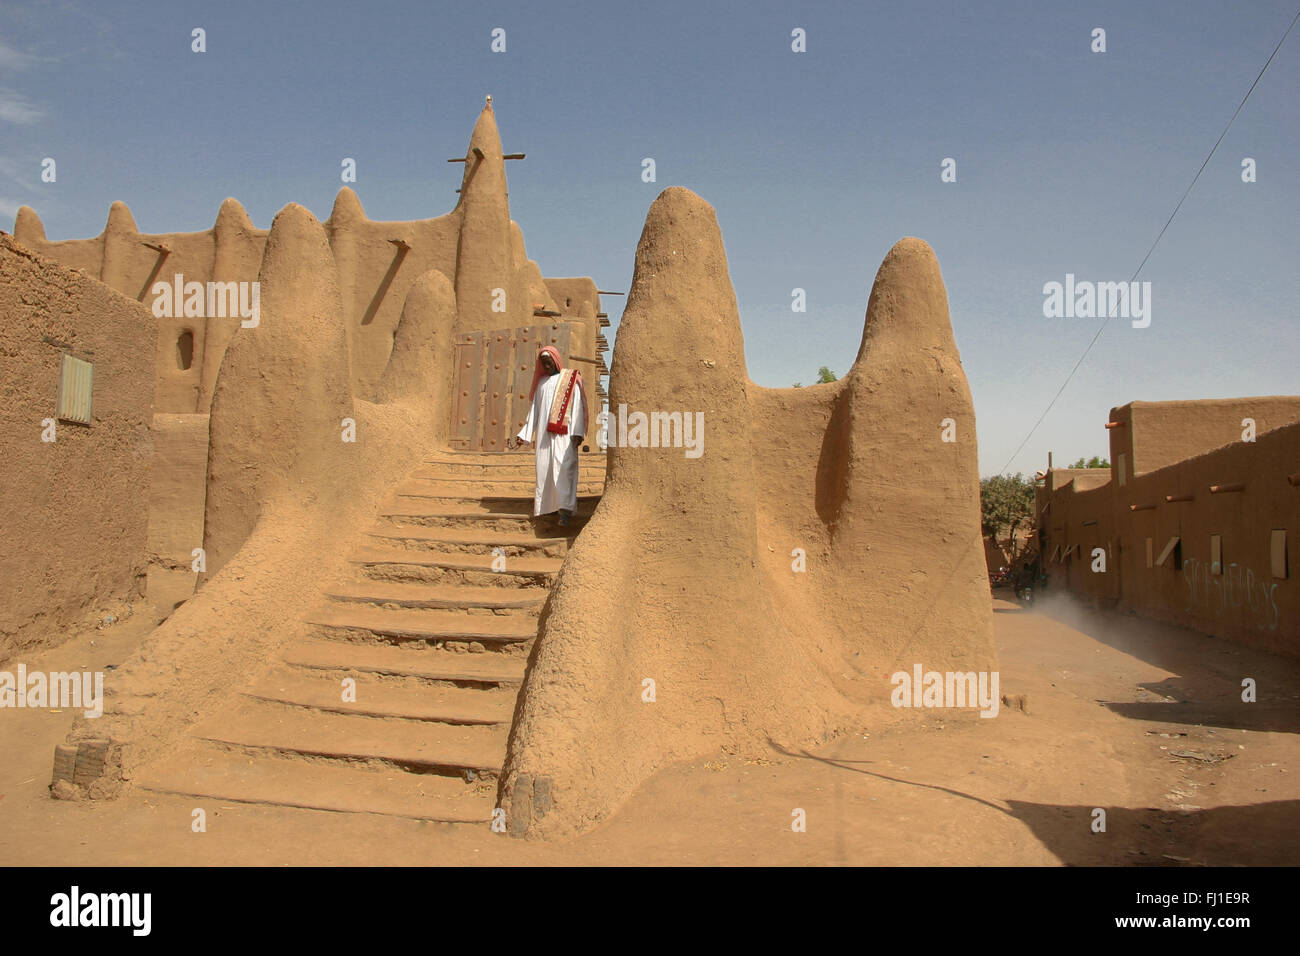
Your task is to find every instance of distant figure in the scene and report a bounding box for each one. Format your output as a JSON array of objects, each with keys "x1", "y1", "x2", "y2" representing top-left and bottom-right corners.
[
  {"x1": 510, "y1": 346, "x2": 586, "y2": 526},
  {"x1": 1014, "y1": 555, "x2": 1041, "y2": 600}
]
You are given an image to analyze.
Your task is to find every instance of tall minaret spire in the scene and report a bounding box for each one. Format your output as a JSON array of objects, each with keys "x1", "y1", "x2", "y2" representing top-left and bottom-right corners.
[{"x1": 453, "y1": 97, "x2": 512, "y2": 332}]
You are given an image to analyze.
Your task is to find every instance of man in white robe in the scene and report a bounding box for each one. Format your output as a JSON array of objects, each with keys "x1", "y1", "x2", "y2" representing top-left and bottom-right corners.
[{"x1": 511, "y1": 346, "x2": 586, "y2": 525}]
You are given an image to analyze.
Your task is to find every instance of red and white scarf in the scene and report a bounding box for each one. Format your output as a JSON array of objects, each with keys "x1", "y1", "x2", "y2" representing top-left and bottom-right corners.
[{"x1": 527, "y1": 346, "x2": 585, "y2": 436}]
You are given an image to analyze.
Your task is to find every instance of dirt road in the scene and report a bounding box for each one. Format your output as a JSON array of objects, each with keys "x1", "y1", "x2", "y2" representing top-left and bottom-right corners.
[{"x1": 2, "y1": 592, "x2": 1295, "y2": 865}]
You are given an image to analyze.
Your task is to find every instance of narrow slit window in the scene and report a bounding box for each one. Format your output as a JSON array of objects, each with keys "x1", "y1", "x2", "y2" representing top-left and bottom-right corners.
[
  {"x1": 1209, "y1": 534, "x2": 1222, "y2": 575},
  {"x1": 1272, "y1": 530, "x2": 1288, "y2": 580},
  {"x1": 177, "y1": 330, "x2": 194, "y2": 370}
]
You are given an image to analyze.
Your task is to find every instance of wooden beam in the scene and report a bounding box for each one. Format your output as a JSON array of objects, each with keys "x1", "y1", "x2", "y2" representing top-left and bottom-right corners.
[
  {"x1": 596, "y1": 290, "x2": 625, "y2": 295},
  {"x1": 503, "y1": 153, "x2": 525, "y2": 160},
  {"x1": 447, "y1": 148, "x2": 486, "y2": 163},
  {"x1": 1209, "y1": 482, "x2": 1246, "y2": 494},
  {"x1": 1165, "y1": 493, "x2": 1195, "y2": 502},
  {"x1": 1129, "y1": 502, "x2": 1157, "y2": 512},
  {"x1": 1104, "y1": 420, "x2": 1125, "y2": 429},
  {"x1": 1288, "y1": 472, "x2": 1300, "y2": 486}
]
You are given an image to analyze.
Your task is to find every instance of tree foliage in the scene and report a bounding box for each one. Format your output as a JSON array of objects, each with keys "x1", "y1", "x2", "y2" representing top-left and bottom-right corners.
[
  {"x1": 793, "y1": 367, "x2": 838, "y2": 388},
  {"x1": 980, "y1": 473, "x2": 1036, "y2": 553},
  {"x1": 1068, "y1": 455, "x2": 1110, "y2": 468}
]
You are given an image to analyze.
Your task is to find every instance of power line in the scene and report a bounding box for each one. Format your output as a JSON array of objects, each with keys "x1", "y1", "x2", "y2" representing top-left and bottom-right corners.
[{"x1": 998, "y1": 8, "x2": 1300, "y2": 476}]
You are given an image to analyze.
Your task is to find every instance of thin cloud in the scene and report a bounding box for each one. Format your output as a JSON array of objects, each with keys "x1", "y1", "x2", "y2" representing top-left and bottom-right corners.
[
  {"x1": 0, "y1": 37, "x2": 41, "y2": 71},
  {"x1": 0, "y1": 88, "x2": 43, "y2": 123},
  {"x1": 0, "y1": 155, "x2": 35, "y2": 190}
]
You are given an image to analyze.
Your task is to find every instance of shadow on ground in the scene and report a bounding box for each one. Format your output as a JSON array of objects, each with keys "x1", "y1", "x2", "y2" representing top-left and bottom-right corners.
[{"x1": 1028, "y1": 593, "x2": 1300, "y2": 735}]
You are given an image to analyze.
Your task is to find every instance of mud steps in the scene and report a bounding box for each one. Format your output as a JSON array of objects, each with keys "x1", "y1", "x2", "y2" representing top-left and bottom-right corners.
[
  {"x1": 395, "y1": 479, "x2": 605, "y2": 498},
  {"x1": 350, "y1": 547, "x2": 561, "y2": 580},
  {"x1": 194, "y1": 699, "x2": 509, "y2": 774},
  {"x1": 305, "y1": 604, "x2": 539, "y2": 645},
  {"x1": 246, "y1": 666, "x2": 515, "y2": 724},
  {"x1": 282, "y1": 638, "x2": 526, "y2": 685},
  {"x1": 324, "y1": 580, "x2": 546, "y2": 611},
  {"x1": 133, "y1": 747, "x2": 497, "y2": 822},
  {"x1": 135, "y1": 447, "x2": 603, "y2": 823}
]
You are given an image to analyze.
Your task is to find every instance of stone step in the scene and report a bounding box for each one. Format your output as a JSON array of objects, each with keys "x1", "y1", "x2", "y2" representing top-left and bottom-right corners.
[
  {"x1": 191, "y1": 699, "x2": 509, "y2": 775},
  {"x1": 306, "y1": 604, "x2": 538, "y2": 644},
  {"x1": 350, "y1": 547, "x2": 560, "y2": 579},
  {"x1": 246, "y1": 667, "x2": 515, "y2": 725},
  {"x1": 324, "y1": 580, "x2": 546, "y2": 611},
  {"x1": 135, "y1": 745, "x2": 496, "y2": 823},
  {"x1": 283, "y1": 638, "x2": 526, "y2": 685},
  {"x1": 364, "y1": 525, "x2": 571, "y2": 557}
]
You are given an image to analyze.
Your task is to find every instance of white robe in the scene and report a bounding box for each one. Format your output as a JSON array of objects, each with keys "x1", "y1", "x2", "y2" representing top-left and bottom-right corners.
[{"x1": 517, "y1": 373, "x2": 586, "y2": 516}]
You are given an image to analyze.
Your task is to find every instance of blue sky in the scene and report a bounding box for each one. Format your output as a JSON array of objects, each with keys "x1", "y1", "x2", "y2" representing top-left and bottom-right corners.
[{"x1": 2, "y1": 0, "x2": 1296, "y2": 474}]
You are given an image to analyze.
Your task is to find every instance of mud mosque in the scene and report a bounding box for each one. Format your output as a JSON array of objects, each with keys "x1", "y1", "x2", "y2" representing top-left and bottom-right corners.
[{"x1": 2, "y1": 99, "x2": 1291, "y2": 839}]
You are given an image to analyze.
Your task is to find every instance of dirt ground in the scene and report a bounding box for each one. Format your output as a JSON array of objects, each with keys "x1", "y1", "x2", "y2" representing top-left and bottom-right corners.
[{"x1": 2, "y1": 591, "x2": 1296, "y2": 866}]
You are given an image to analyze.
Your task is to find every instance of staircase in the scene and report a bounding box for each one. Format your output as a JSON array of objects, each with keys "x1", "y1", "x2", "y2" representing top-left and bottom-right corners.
[{"x1": 136, "y1": 448, "x2": 604, "y2": 823}]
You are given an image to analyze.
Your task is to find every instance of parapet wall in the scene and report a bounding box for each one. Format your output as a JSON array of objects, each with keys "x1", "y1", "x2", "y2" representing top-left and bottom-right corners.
[
  {"x1": 0, "y1": 234, "x2": 157, "y2": 660},
  {"x1": 1108, "y1": 398, "x2": 1300, "y2": 481},
  {"x1": 14, "y1": 101, "x2": 600, "y2": 417},
  {"x1": 499, "y1": 188, "x2": 995, "y2": 839}
]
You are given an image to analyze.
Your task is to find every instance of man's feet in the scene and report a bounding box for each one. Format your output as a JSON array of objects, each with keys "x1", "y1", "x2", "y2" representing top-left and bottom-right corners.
[{"x1": 557, "y1": 510, "x2": 571, "y2": 527}]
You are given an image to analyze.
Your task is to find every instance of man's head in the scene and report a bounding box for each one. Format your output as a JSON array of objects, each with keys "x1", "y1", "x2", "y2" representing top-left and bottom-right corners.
[{"x1": 540, "y1": 351, "x2": 558, "y2": 374}]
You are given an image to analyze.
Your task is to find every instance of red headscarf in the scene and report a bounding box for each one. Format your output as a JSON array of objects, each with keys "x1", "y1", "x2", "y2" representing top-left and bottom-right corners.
[{"x1": 527, "y1": 346, "x2": 565, "y2": 401}]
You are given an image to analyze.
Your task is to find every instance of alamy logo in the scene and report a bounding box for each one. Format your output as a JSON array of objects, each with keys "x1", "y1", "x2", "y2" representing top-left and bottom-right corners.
[
  {"x1": 50, "y1": 886, "x2": 151, "y2": 936},
  {"x1": 1042, "y1": 274, "x2": 1151, "y2": 328},
  {"x1": 596, "y1": 405, "x2": 704, "y2": 459},
  {"x1": 890, "y1": 664, "x2": 1000, "y2": 718},
  {"x1": 0, "y1": 665, "x2": 103, "y2": 718},
  {"x1": 151, "y1": 273, "x2": 260, "y2": 328}
]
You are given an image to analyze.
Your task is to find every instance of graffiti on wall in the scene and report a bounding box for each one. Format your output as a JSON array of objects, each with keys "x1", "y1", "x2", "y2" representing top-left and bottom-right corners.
[{"x1": 1182, "y1": 558, "x2": 1280, "y2": 631}]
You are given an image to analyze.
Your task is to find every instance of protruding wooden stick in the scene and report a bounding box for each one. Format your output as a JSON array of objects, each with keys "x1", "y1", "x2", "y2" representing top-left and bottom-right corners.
[{"x1": 1209, "y1": 483, "x2": 1246, "y2": 494}]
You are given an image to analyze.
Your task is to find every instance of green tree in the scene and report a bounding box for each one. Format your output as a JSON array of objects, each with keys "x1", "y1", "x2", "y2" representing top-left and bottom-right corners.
[
  {"x1": 793, "y1": 367, "x2": 838, "y2": 388},
  {"x1": 980, "y1": 473, "x2": 1036, "y2": 561},
  {"x1": 1068, "y1": 456, "x2": 1110, "y2": 469}
]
